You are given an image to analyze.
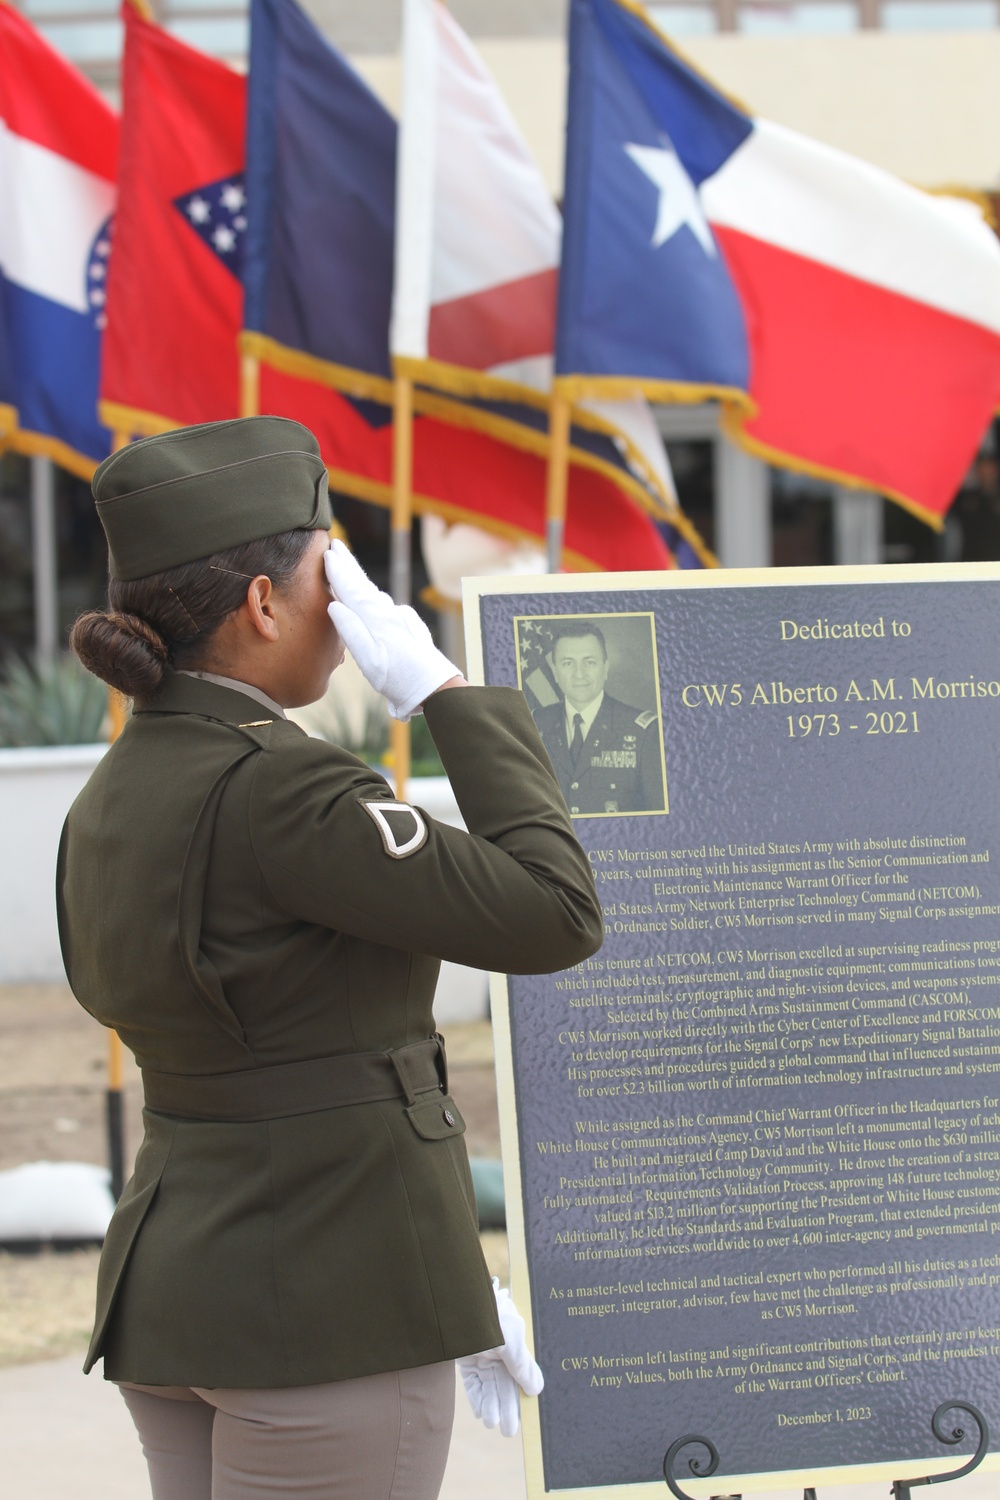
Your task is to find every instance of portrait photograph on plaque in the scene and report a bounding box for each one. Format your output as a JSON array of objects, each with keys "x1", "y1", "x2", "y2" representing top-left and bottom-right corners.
[
  {"x1": 466, "y1": 563, "x2": 1000, "y2": 1500},
  {"x1": 515, "y1": 613, "x2": 669, "y2": 818}
]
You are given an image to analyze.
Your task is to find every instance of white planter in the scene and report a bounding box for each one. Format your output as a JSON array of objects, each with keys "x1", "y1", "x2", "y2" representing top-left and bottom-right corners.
[
  {"x1": 0, "y1": 754, "x2": 490, "y2": 1021},
  {"x1": 0, "y1": 743, "x2": 107, "y2": 983}
]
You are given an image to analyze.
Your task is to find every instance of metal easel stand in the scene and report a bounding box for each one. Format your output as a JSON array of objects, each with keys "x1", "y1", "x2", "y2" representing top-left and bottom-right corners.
[{"x1": 662, "y1": 1402, "x2": 990, "y2": 1500}]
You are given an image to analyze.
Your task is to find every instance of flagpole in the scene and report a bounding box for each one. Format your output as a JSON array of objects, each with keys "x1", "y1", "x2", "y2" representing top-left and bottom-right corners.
[
  {"x1": 106, "y1": 1025, "x2": 126, "y2": 1200},
  {"x1": 545, "y1": 388, "x2": 571, "y2": 572},
  {"x1": 103, "y1": 429, "x2": 133, "y2": 1196},
  {"x1": 390, "y1": 372, "x2": 413, "y2": 801},
  {"x1": 106, "y1": 442, "x2": 133, "y2": 747},
  {"x1": 389, "y1": 0, "x2": 433, "y2": 801},
  {"x1": 240, "y1": 353, "x2": 260, "y2": 419},
  {"x1": 105, "y1": 681, "x2": 129, "y2": 1199}
]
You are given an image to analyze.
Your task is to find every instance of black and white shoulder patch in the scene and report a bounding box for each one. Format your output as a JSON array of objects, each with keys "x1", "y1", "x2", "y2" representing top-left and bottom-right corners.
[
  {"x1": 358, "y1": 797, "x2": 429, "y2": 859},
  {"x1": 635, "y1": 709, "x2": 658, "y2": 730}
]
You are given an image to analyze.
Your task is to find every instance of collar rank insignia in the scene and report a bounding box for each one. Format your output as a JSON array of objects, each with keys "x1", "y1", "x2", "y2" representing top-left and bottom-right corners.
[{"x1": 359, "y1": 797, "x2": 428, "y2": 859}]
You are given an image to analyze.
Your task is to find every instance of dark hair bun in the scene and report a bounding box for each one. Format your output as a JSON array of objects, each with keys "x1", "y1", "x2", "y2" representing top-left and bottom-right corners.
[{"x1": 70, "y1": 610, "x2": 170, "y2": 699}]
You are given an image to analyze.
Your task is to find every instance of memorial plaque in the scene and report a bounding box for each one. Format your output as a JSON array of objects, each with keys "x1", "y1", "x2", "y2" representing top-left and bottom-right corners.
[{"x1": 464, "y1": 565, "x2": 1000, "y2": 1497}]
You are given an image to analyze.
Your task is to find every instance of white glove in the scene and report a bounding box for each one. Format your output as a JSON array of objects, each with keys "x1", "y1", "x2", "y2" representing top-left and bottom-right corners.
[
  {"x1": 458, "y1": 1280, "x2": 544, "y2": 1438},
  {"x1": 324, "y1": 540, "x2": 460, "y2": 721}
]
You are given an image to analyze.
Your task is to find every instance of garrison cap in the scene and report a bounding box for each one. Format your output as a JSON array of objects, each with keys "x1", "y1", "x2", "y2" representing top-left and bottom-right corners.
[{"x1": 93, "y1": 416, "x2": 333, "y2": 581}]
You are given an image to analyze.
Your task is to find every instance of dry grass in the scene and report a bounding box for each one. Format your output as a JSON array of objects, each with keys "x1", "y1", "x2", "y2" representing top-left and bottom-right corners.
[
  {"x1": 442, "y1": 1019, "x2": 495, "y2": 1068},
  {"x1": 0, "y1": 983, "x2": 144, "y2": 1175},
  {"x1": 0, "y1": 1247, "x2": 100, "y2": 1366}
]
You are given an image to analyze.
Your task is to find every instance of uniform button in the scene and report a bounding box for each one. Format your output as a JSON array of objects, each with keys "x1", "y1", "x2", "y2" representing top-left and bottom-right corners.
[
  {"x1": 443, "y1": 1108, "x2": 456, "y2": 1127},
  {"x1": 571, "y1": 782, "x2": 579, "y2": 790}
]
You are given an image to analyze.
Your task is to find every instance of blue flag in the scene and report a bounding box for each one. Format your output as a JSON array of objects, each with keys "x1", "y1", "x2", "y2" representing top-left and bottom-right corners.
[
  {"x1": 556, "y1": 0, "x2": 749, "y2": 391},
  {"x1": 244, "y1": 0, "x2": 396, "y2": 383}
]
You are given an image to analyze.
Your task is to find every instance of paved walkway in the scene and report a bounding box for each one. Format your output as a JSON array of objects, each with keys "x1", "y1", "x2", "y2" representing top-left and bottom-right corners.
[{"x1": 0, "y1": 1354, "x2": 995, "y2": 1499}]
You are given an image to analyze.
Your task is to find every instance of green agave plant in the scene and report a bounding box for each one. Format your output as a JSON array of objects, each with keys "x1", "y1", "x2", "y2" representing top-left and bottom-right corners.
[
  {"x1": 0, "y1": 654, "x2": 108, "y2": 748},
  {"x1": 407, "y1": 713, "x2": 446, "y2": 779},
  {"x1": 301, "y1": 689, "x2": 391, "y2": 763}
]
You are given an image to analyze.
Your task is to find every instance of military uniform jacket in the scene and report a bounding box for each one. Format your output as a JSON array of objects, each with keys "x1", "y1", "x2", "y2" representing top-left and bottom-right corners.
[
  {"x1": 56, "y1": 674, "x2": 602, "y2": 1388},
  {"x1": 532, "y1": 694, "x2": 664, "y2": 815}
]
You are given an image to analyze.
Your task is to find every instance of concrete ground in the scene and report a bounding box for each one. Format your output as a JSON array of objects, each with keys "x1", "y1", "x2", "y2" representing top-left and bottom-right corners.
[{"x1": 0, "y1": 1353, "x2": 996, "y2": 1500}]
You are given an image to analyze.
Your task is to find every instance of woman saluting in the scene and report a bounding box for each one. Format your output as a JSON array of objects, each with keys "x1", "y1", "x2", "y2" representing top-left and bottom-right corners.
[{"x1": 57, "y1": 416, "x2": 603, "y2": 1500}]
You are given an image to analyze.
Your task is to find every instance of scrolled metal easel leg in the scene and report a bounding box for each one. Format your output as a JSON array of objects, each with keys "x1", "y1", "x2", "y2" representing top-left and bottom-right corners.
[
  {"x1": 891, "y1": 1401, "x2": 990, "y2": 1499},
  {"x1": 663, "y1": 1435, "x2": 723, "y2": 1500},
  {"x1": 662, "y1": 1434, "x2": 822, "y2": 1500},
  {"x1": 662, "y1": 1406, "x2": 989, "y2": 1500}
]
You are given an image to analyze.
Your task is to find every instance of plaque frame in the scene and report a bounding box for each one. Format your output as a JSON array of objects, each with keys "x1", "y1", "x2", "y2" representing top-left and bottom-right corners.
[{"x1": 465, "y1": 563, "x2": 1000, "y2": 1498}]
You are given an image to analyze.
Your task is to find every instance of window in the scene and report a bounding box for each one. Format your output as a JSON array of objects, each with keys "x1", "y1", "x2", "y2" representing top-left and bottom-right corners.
[
  {"x1": 881, "y1": 0, "x2": 997, "y2": 28},
  {"x1": 649, "y1": 5, "x2": 719, "y2": 35},
  {"x1": 738, "y1": 1, "x2": 857, "y2": 32}
]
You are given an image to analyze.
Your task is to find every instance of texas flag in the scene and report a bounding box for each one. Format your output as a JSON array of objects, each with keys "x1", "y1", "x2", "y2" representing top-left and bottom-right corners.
[
  {"x1": 391, "y1": 0, "x2": 704, "y2": 557},
  {"x1": 0, "y1": 5, "x2": 117, "y2": 473},
  {"x1": 559, "y1": 0, "x2": 1000, "y2": 526}
]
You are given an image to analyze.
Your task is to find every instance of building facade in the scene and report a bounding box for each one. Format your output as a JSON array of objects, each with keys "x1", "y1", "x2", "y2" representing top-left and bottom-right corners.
[{"x1": 2, "y1": 0, "x2": 1000, "y2": 667}]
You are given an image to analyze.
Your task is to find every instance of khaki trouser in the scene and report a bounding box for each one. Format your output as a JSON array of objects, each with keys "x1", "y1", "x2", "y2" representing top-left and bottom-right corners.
[{"x1": 118, "y1": 1361, "x2": 456, "y2": 1500}]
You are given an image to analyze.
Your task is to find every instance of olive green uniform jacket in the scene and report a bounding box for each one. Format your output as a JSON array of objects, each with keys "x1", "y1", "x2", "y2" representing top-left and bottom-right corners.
[{"x1": 56, "y1": 674, "x2": 602, "y2": 1388}]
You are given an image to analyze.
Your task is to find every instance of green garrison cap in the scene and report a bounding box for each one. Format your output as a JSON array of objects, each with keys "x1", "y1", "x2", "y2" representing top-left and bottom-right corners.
[{"x1": 93, "y1": 417, "x2": 333, "y2": 581}]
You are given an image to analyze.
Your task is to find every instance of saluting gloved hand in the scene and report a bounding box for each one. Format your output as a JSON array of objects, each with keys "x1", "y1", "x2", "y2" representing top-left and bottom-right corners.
[
  {"x1": 458, "y1": 1280, "x2": 544, "y2": 1438},
  {"x1": 324, "y1": 540, "x2": 460, "y2": 722}
]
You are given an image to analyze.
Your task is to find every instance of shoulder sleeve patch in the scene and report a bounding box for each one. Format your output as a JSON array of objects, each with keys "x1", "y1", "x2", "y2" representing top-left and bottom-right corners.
[
  {"x1": 358, "y1": 797, "x2": 429, "y2": 859},
  {"x1": 635, "y1": 709, "x2": 658, "y2": 730}
]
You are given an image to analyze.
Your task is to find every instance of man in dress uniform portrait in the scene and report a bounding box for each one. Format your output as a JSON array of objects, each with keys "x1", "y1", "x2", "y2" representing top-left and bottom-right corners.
[{"x1": 530, "y1": 620, "x2": 666, "y2": 816}]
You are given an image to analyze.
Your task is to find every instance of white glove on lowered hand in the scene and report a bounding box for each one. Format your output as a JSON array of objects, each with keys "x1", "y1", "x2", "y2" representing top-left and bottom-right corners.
[
  {"x1": 458, "y1": 1280, "x2": 544, "y2": 1438},
  {"x1": 324, "y1": 540, "x2": 460, "y2": 721}
]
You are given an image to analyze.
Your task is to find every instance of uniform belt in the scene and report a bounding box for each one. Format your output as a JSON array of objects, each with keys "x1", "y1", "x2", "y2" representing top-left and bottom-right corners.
[{"x1": 141, "y1": 1035, "x2": 448, "y2": 1123}]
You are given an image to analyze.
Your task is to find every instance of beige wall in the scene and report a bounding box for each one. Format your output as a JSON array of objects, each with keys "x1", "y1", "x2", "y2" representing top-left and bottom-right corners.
[
  {"x1": 354, "y1": 29, "x2": 1000, "y2": 195},
  {"x1": 685, "y1": 31, "x2": 1000, "y2": 190}
]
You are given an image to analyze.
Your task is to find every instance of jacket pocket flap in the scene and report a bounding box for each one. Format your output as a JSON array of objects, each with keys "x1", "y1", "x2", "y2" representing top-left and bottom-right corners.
[{"x1": 405, "y1": 1093, "x2": 466, "y2": 1141}]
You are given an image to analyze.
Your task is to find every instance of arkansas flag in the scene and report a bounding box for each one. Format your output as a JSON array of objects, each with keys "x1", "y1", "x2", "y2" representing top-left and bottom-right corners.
[
  {"x1": 100, "y1": 9, "x2": 351, "y2": 453},
  {"x1": 243, "y1": 0, "x2": 674, "y2": 573},
  {"x1": 391, "y1": 0, "x2": 709, "y2": 562},
  {"x1": 559, "y1": 0, "x2": 1000, "y2": 526},
  {"x1": 99, "y1": 7, "x2": 245, "y2": 435},
  {"x1": 0, "y1": 5, "x2": 117, "y2": 473}
]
